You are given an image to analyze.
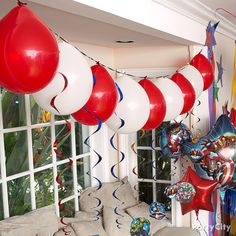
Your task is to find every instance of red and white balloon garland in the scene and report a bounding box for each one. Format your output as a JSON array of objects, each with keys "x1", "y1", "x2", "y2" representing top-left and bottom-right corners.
[{"x1": 0, "y1": 3, "x2": 214, "y2": 134}]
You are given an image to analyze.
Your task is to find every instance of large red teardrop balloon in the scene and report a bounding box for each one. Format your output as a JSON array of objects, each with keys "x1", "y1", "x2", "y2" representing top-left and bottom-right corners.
[
  {"x1": 190, "y1": 53, "x2": 214, "y2": 91},
  {"x1": 72, "y1": 65, "x2": 118, "y2": 125},
  {"x1": 139, "y1": 79, "x2": 166, "y2": 130},
  {"x1": 180, "y1": 167, "x2": 218, "y2": 216},
  {"x1": 0, "y1": 4, "x2": 59, "y2": 94},
  {"x1": 171, "y1": 73, "x2": 196, "y2": 114}
]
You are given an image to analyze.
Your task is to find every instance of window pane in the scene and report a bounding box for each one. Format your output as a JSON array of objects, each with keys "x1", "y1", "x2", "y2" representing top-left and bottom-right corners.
[
  {"x1": 138, "y1": 182, "x2": 153, "y2": 204},
  {"x1": 32, "y1": 127, "x2": 52, "y2": 168},
  {"x1": 30, "y1": 96, "x2": 51, "y2": 124},
  {"x1": 77, "y1": 157, "x2": 90, "y2": 191},
  {"x1": 58, "y1": 163, "x2": 73, "y2": 199},
  {"x1": 137, "y1": 130, "x2": 152, "y2": 147},
  {"x1": 8, "y1": 176, "x2": 31, "y2": 217},
  {"x1": 35, "y1": 169, "x2": 54, "y2": 208},
  {"x1": 155, "y1": 151, "x2": 171, "y2": 181},
  {"x1": 5, "y1": 131, "x2": 28, "y2": 176},
  {"x1": 0, "y1": 184, "x2": 3, "y2": 220},
  {"x1": 2, "y1": 90, "x2": 26, "y2": 128},
  {"x1": 156, "y1": 183, "x2": 172, "y2": 221},
  {"x1": 60, "y1": 199, "x2": 75, "y2": 218},
  {"x1": 75, "y1": 123, "x2": 89, "y2": 155},
  {"x1": 155, "y1": 121, "x2": 170, "y2": 146},
  {"x1": 137, "y1": 150, "x2": 152, "y2": 179},
  {"x1": 55, "y1": 124, "x2": 71, "y2": 161}
]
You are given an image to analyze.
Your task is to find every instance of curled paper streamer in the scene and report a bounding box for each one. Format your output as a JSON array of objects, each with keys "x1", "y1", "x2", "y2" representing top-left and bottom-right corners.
[{"x1": 83, "y1": 110, "x2": 103, "y2": 221}]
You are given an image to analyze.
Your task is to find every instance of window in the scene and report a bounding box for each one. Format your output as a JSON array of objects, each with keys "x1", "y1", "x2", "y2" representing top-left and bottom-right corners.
[
  {"x1": 137, "y1": 123, "x2": 172, "y2": 220},
  {"x1": 0, "y1": 90, "x2": 91, "y2": 220}
]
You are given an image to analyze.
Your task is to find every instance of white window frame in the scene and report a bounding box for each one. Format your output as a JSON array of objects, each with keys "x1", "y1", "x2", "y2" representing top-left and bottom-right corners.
[{"x1": 0, "y1": 93, "x2": 91, "y2": 219}]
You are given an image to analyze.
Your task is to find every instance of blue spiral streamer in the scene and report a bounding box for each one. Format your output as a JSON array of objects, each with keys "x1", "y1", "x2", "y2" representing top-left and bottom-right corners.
[
  {"x1": 109, "y1": 83, "x2": 126, "y2": 228},
  {"x1": 83, "y1": 106, "x2": 103, "y2": 221}
]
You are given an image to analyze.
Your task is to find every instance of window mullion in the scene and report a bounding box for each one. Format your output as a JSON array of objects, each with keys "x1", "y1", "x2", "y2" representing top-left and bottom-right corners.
[
  {"x1": 70, "y1": 118, "x2": 79, "y2": 212},
  {"x1": 25, "y1": 95, "x2": 36, "y2": 210},
  {"x1": 51, "y1": 115, "x2": 60, "y2": 217},
  {"x1": 0, "y1": 92, "x2": 9, "y2": 218},
  {"x1": 151, "y1": 129, "x2": 156, "y2": 201}
]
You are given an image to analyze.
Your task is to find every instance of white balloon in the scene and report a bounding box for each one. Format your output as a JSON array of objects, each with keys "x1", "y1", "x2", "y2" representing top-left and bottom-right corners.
[
  {"x1": 33, "y1": 42, "x2": 93, "y2": 115},
  {"x1": 177, "y1": 65, "x2": 204, "y2": 98},
  {"x1": 154, "y1": 77, "x2": 184, "y2": 121},
  {"x1": 106, "y1": 75, "x2": 150, "y2": 134}
]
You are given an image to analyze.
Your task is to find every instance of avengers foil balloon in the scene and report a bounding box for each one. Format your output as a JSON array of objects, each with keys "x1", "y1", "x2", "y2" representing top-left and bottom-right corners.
[
  {"x1": 183, "y1": 115, "x2": 236, "y2": 186},
  {"x1": 160, "y1": 123, "x2": 192, "y2": 159},
  {"x1": 130, "y1": 217, "x2": 150, "y2": 236},
  {"x1": 149, "y1": 201, "x2": 166, "y2": 220}
]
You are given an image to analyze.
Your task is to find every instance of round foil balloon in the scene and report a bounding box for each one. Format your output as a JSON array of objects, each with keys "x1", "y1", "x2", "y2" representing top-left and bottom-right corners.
[
  {"x1": 72, "y1": 65, "x2": 118, "y2": 125},
  {"x1": 0, "y1": 4, "x2": 59, "y2": 93},
  {"x1": 160, "y1": 122, "x2": 192, "y2": 159},
  {"x1": 139, "y1": 78, "x2": 166, "y2": 130},
  {"x1": 149, "y1": 201, "x2": 166, "y2": 220},
  {"x1": 33, "y1": 42, "x2": 93, "y2": 115},
  {"x1": 175, "y1": 182, "x2": 196, "y2": 203},
  {"x1": 171, "y1": 73, "x2": 196, "y2": 114},
  {"x1": 177, "y1": 65, "x2": 204, "y2": 98},
  {"x1": 106, "y1": 75, "x2": 150, "y2": 134},
  {"x1": 130, "y1": 217, "x2": 150, "y2": 236},
  {"x1": 154, "y1": 78, "x2": 184, "y2": 121},
  {"x1": 190, "y1": 53, "x2": 214, "y2": 91}
]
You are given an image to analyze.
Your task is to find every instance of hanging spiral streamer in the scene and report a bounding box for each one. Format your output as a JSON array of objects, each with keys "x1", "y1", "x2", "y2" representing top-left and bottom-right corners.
[
  {"x1": 50, "y1": 75, "x2": 73, "y2": 235},
  {"x1": 83, "y1": 109, "x2": 103, "y2": 221}
]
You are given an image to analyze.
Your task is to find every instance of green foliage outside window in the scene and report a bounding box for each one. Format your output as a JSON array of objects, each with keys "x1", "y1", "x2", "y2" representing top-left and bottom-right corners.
[{"x1": 0, "y1": 90, "x2": 88, "y2": 219}]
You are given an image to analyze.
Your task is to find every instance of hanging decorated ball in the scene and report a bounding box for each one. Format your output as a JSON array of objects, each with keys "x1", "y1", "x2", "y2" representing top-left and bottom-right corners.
[
  {"x1": 175, "y1": 182, "x2": 196, "y2": 203},
  {"x1": 160, "y1": 122, "x2": 192, "y2": 159},
  {"x1": 149, "y1": 201, "x2": 166, "y2": 220},
  {"x1": 130, "y1": 217, "x2": 150, "y2": 236}
]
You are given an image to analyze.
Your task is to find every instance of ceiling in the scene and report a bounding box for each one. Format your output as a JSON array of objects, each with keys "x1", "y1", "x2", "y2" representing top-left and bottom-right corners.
[
  {"x1": 1, "y1": 0, "x2": 236, "y2": 48},
  {"x1": 199, "y1": 0, "x2": 236, "y2": 25},
  {"x1": 0, "y1": 0, "x2": 178, "y2": 48}
]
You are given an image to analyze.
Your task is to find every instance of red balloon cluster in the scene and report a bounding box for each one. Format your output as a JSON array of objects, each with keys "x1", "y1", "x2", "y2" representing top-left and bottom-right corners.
[
  {"x1": 0, "y1": 3, "x2": 59, "y2": 94},
  {"x1": 0, "y1": 3, "x2": 215, "y2": 133}
]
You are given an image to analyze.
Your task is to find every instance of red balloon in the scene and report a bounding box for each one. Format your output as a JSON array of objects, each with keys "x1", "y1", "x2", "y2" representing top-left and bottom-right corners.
[
  {"x1": 180, "y1": 167, "x2": 218, "y2": 216},
  {"x1": 72, "y1": 65, "x2": 118, "y2": 125},
  {"x1": 171, "y1": 73, "x2": 196, "y2": 114},
  {"x1": 190, "y1": 53, "x2": 214, "y2": 91},
  {"x1": 139, "y1": 79, "x2": 166, "y2": 130},
  {"x1": 0, "y1": 4, "x2": 59, "y2": 94}
]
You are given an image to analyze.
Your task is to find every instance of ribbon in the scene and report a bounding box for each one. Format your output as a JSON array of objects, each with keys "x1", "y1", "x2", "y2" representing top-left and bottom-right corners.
[
  {"x1": 109, "y1": 83, "x2": 126, "y2": 228},
  {"x1": 82, "y1": 107, "x2": 103, "y2": 222}
]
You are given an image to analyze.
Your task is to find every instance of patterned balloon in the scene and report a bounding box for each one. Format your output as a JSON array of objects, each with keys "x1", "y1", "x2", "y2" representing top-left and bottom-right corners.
[
  {"x1": 130, "y1": 217, "x2": 150, "y2": 236},
  {"x1": 165, "y1": 182, "x2": 196, "y2": 203},
  {"x1": 183, "y1": 115, "x2": 236, "y2": 186},
  {"x1": 175, "y1": 182, "x2": 196, "y2": 203},
  {"x1": 149, "y1": 201, "x2": 166, "y2": 220},
  {"x1": 160, "y1": 122, "x2": 192, "y2": 159}
]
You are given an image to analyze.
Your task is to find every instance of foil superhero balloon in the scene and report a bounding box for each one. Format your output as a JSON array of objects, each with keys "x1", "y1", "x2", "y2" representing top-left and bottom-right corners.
[
  {"x1": 160, "y1": 122, "x2": 192, "y2": 160},
  {"x1": 183, "y1": 115, "x2": 236, "y2": 186},
  {"x1": 130, "y1": 217, "x2": 150, "y2": 236},
  {"x1": 149, "y1": 201, "x2": 166, "y2": 220}
]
